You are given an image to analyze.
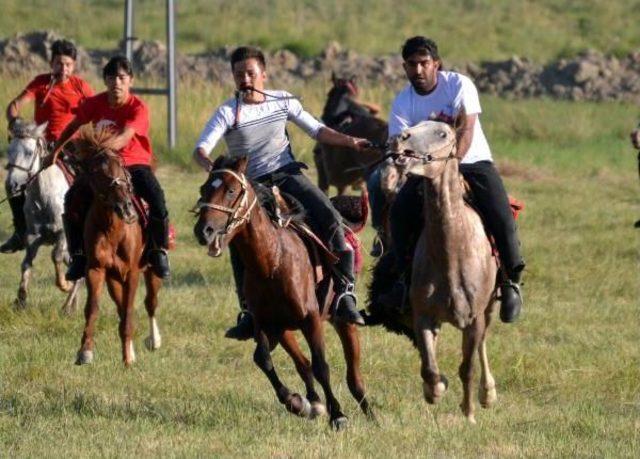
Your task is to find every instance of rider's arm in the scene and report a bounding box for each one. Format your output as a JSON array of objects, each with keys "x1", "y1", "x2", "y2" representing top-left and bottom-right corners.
[
  {"x1": 6, "y1": 91, "x2": 34, "y2": 127},
  {"x1": 456, "y1": 114, "x2": 477, "y2": 160},
  {"x1": 193, "y1": 105, "x2": 231, "y2": 172}
]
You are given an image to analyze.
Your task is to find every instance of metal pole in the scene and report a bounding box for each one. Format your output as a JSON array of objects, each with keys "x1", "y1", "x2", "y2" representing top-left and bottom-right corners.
[
  {"x1": 167, "y1": 0, "x2": 177, "y2": 149},
  {"x1": 124, "y1": 0, "x2": 134, "y2": 61}
]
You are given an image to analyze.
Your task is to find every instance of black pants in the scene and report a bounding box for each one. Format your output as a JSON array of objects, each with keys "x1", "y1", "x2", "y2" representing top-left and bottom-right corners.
[
  {"x1": 128, "y1": 166, "x2": 168, "y2": 220},
  {"x1": 390, "y1": 161, "x2": 524, "y2": 279},
  {"x1": 230, "y1": 163, "x2": 351, "y2": 308}
]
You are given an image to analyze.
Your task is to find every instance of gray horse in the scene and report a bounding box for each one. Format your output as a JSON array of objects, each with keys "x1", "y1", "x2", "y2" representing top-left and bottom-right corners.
[
  {"x1": 395, "y1": 120, "x2": 499, "y2": 423},
  {"x1": 6, "y1": 119, "x2": 81, "y2": 311}
]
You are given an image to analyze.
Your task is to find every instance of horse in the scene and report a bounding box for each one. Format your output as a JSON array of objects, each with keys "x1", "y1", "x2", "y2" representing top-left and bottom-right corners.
[
  {"x1": 72, "y1": 126, "x2": 162, "y2": 367},
  {"x1": 368, "y1": 120, "x2": 499, "y2": 423},
  {"x1": 194, "y1": 155, "x2": 373, "y2": 430},
  {"x1": 5, "y1": 119, "x2": 81, "y2": 312},
  {"x1": 314, "y1": 74, "x2": 387, "y2": 195}
]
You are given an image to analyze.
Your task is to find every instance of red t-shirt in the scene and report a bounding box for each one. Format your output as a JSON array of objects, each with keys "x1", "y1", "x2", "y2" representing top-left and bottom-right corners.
[
  {"x1": 75, "y1": 92, "x2": 154, "y2": 167},
  {"x1": 24, "y1": 73, "x2": 93, "y2": 142}
]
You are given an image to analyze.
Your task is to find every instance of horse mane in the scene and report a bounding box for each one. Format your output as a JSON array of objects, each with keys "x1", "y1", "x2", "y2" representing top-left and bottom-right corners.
[{"x1": 74, "y1": 125, "x2": 121, "y2": 163}]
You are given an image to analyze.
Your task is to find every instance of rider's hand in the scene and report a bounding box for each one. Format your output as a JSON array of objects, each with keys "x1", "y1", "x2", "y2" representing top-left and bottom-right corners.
[
  {"x1": 350, "y1": 137, "x2": 372, "y2": 152},
  {"x1": 630, "y1": 128, "x2": 640, "y2": 150}
]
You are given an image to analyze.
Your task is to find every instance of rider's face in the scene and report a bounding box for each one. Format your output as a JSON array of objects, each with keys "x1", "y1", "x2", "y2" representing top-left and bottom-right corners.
[
  {"x1": 403, "y1": 52, "x2": 441, "y2": 95},
  {"x1": 50, "y1": 55, "x2": 75, "y2": 81},
  {"x1": 232, "y1": 58, "x2": 267, "y2": 93},
  {"x1": 104, "y1": 71, "x2": 133, "y2": 102}
]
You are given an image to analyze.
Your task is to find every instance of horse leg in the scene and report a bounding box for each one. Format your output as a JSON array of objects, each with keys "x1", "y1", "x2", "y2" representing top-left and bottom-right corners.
[
  {"x1": 52, "y1": 234, "x2": 71, "y2": 292},
  {"x1": 117, "y1": 271, "x2": 140, "y2": 367},
  {"x1": 16, "y1": 238, "x2": 41, "y2": 308},
  {"x1": 478, "y1": 306, "x2": 497, "y2": 409},
  {"x1": 333, "y1": 321, "x2": 374, "y2": 420},
  {"x1": 253, "y1": 329, "x2": 311, "y2": 418},
  {"x1": 414, "y1": 315, "x2": 447, "y2": 404},
  {"x1": 279, "y1": 330, "x2": 324, "y2": 418},
  {"x1": 301, "y1": 314, "x2": 347, "y2": 430},
  {"x1": 459, "y1": 318, "x2": 483, "y2": 424},
  {"x1": 76, "y1": 268, "x2": 105, "y2": 365},
  {"x1": 143, "y1": 269, "x2": 162, "y2": 351},
  {"x1": 62, "y1": 279, "x2": 82, "y2": 316}
]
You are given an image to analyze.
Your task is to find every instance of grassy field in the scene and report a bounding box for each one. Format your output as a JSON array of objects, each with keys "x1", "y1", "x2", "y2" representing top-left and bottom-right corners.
[
  {"x1": 0, "y1": 73, "x2": 639, "y2": 457},
  {"x1": 1, "y1": 0, "x2": 640, "y2": 62}
]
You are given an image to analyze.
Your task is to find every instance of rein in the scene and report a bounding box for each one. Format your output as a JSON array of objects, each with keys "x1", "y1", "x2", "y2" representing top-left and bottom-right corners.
[
  {"x1": 195, "y1": 168, "x2": 258, "y2": 236},
  {"x1": 1, "y1": 135, "x2": 49, "y2": 206}
]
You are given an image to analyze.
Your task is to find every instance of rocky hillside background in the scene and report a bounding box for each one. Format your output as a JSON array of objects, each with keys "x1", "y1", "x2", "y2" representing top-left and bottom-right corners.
[{"x1": 2, "y1": 31, "x2": 640, "y2": 103}]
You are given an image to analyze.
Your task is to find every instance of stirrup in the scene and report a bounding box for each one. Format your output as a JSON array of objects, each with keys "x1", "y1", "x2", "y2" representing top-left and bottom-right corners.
[{"x1": 334, "y1": 282, "x2": 356, "y2": 309}]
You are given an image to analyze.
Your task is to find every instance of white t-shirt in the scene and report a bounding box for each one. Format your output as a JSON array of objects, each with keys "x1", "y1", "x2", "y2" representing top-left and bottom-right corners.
[
  {"x1": 195, "y1": 90, "x2": 324, "y2": 179},
  {"x1": 389, "y1": 71, "x2": 492, "y2": 164}
]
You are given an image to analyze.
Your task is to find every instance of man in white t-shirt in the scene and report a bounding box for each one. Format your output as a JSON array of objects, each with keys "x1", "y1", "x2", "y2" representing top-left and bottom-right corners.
[
  {"x1": 193, "y1": 46, "x2": 371, "y2": 339},
  {"x1": 380, "y1": 36, "x2": 525, "y2": 323}
]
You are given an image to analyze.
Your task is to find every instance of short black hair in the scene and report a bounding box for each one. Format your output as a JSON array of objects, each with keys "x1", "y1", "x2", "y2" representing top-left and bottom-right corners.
[
  {"x1": 230, "y1": 46, "x2": 266, "y2": 70},
  {"x1": 401, "y1": 36, "x2": 440, "y2": 61},
  {"x1": 103, "y1": 55, "x2": 134, "y2": 79},
  {"x1": 50, "y1": 39, "x2": 77, "y2": 61}
]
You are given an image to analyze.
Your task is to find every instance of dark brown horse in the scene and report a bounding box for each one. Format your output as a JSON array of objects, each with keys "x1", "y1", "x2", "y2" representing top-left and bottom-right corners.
[
  {"x1": 194, "y1": 155, "x2": 373, "y2": 430},
  {"x1": 73, "y1": 126, "x2": 163, "y2": 367},
  {"x1": 314, "y1": 75, "x2": 387, "y2": 195}
]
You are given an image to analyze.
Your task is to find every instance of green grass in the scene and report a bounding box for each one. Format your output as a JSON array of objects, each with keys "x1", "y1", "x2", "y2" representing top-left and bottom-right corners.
[
  {"x1": 2, "y1": 0, "x2": 640, "y2": 62},
  {"x1": 0, "y1": 77, "x2": 639, "y2": 456}
]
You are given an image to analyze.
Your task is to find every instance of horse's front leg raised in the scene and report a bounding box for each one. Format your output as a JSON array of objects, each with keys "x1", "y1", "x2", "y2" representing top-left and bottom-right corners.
[
  {"x1": 76, "y1": 268, "x2": 105, "y2": 365},
  {"x1": 143, "y1": 269, "x2": 162, "y2": 351},
  {"x1": 414, "y1": 314, "x2": 447, "y2": 404},
  {"x1": 253, "y1": 329, "x2": 311, "y2": 418},
  {"x1": 16, "y1": 237, "x2": 42, "y2": 308}
]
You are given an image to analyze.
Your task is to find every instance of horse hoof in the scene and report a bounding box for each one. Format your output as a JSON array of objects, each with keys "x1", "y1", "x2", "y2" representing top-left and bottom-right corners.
[
  {"x1": 479, "y1": 386, "x2": 497, "y2": 408},
  {"x1": 75, "y1": 350, "x2": 94, "y2": 365},
  {"x1": 144, "y1": 335, "x2": 162, "y2": 351},
  {"x1": 58, "y1": 280, "x2": 72, "y2": 292},
  {"x1": 310, "y1": 401, "x2": 327, "y2": 419},
  {"x1": 330, "y1": 416, "x2": 348, "y2": 431},
  {"x1": 285, "y1": 394, "x2": 311, "y2": 418},
  {"x1": 466, "y1": 413, "x2": 477, "y2": 424},
  {"x1": 14, "y1": 297, "x2": 27, "y2": 310},
  {"x1": 423, "y1": 378, "x2": 448, "y2": 404}
]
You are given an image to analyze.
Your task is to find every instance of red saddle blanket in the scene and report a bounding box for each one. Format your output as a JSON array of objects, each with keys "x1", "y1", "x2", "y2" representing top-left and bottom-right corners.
[{"x1": 131, "y1": 196, "x2": 176, "y2": 250}]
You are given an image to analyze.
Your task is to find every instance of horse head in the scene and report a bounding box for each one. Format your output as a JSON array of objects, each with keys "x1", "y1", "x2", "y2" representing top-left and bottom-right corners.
[
  {"x1": 393, "y1": 120, "x2": 458, "y2": 180},
  {"x1": 321, "y1": 73, "x2": 359, "y2": 127},
  {"x1": 74, "y1": 125, "x2": 137, "y2": 223},
  {"x1": 6, "y1": 120, "x2": 48, "y2": 194},
  {"x1": 193, "y1": 155, "x2": 257, "y2": 257}
]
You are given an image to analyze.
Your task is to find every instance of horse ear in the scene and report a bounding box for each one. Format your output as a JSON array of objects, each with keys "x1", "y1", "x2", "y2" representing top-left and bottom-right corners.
[
  {"x1": 34, "y1": 122, "x2": 48, "y2": 138},
  {"x1": 235, "y1": 156, "x2": 249, "y2": 174},
  {"x1": 210, "y1": 154, "x2": 225, "y2": 171}
]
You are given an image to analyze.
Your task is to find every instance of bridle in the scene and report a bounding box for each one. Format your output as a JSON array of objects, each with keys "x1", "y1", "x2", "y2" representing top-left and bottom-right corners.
[
  {"x1": 195, "y1": 168, "x2": 258, "y2": 236},
  {"x1": 5, "y1": 134, "x2": 48, "y2": 180},
  {"x1": 90, "y1": 152, "x2": 135, "y2": 221},
  {"x1": 395, "y1": 130, "x2": 458, "y2": 165}
]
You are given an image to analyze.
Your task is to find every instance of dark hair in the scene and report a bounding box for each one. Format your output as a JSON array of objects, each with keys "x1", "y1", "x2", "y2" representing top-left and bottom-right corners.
[
  {"x1": 102, "y1": 55, "x2": 134, "y2": 79},
  {"x1": 230, "y1": 46, "x2": 266, "y2": 70},
  {"x1": 401, "y1": 36, "x2": 440, "y2": 61},
  {"x1": 50, "y1": 39, "x2": 77, "y2": 61}
]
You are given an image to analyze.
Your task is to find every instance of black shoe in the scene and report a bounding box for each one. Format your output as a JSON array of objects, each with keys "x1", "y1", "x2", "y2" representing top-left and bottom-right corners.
[
  {"x1": 334, "y1": 287, "x2": 365, "y2": 326},
  {"x1": 149, "y1": 249, "x2": 170, "y2": 279},
  {"x1": 0, "y1": 233, "x2": 25, "y2": 253},
  {"x1": 225, "y1": 311, "x2": 254, "y2": 340},
  {"x1": 500, "y1": 280, "x2": 522, "y2": 323},
  {"x1": 66, "y1": 254, "x2": 87, "y2": 281}
]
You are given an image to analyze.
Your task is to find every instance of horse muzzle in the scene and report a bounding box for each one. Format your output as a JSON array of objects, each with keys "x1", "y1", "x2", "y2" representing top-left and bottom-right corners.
[
  {"x1": 116, "y1": 200, "x2": 138, "y2": 224},
  {"x1": 199, "y1": 222, "x2": 226, "y2": 257}
]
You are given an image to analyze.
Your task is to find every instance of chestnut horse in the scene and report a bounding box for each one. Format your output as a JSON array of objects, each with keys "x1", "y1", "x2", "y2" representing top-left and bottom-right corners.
[
  {"x1": 392, "y1": 120, "x2": 498, "y2": 423},
  {"x1": 73, "y1": 126, "x2": 162, "y2": 366},
  {"x1": 194, "y1": 156, "x2": 373, "y2": 430}
]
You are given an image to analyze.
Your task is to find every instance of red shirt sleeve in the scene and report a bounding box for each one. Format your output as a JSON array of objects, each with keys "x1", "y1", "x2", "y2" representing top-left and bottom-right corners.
[
  {"x1": 75, "y1": 96, "x2": 95, "y2": 126},
  {"x1": 23, "y1": 76, "x2": 46, "y2": 100},
  {"x1": 125, "y1": 100, "x2": 149, "y2": 136}
]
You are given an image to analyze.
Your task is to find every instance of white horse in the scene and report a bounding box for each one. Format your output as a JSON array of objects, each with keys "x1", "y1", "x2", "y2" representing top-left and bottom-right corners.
[{"x1": 6, "y1": 119, "x2": 81, "y2": 312}]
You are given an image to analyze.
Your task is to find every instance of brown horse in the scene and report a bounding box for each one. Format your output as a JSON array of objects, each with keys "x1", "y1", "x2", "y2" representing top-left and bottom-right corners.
[
  {"x1": 73, "y1": 126, "x2": 163, "y2": 367},
  {"x1": 194, "y1": 155, "x2": 373, "y2": 430},
  {"x1": 314, "y1": 75, "x2": 387, "y2": 195}
]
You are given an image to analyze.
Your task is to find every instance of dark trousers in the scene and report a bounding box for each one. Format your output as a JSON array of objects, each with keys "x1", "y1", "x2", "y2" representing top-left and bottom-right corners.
[
  {"x1": 391, "y1": 161, "x2": 524, "y2": 280},
  {"x1": 5, "y1": 184, "x2": 27, "y2": 238},
  {"x1": 230, "y1": 163, "x2": 351, "y2": 309}
]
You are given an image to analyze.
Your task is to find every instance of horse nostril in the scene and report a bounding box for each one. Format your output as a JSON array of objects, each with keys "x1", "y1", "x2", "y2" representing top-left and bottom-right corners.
[{"x1": 204, "y1": 225, "x2": 214, "y2": 237}]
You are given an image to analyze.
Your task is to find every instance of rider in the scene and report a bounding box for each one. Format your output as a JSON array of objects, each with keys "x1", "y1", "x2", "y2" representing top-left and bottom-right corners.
[
  {"x1": 2, "y1": 39, "x2": 93, "y2": 253},
  {"x1": 193, "y1": 46, "x2": 371, "y2": 339},
  {"x1": 380, "y1": 36, "x2": 525, "y2": 323},
  {"x1": 44, "y1": 55, "x2": 171, "y2": 280}
]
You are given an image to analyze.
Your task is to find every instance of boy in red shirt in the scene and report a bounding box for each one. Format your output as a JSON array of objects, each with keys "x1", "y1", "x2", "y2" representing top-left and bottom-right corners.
[
  {"x1": 47, "y1": 56, "x2": 170, "y2": 280},
  {"x1": 2, "y1": 39, "x2": 93, "y2": 253}
]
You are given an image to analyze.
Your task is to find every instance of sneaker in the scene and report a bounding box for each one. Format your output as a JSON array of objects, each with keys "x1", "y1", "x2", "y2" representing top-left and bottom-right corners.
[
  {"x1": 0, "y1": 233, "x2": 25, "y2": 253},
  {"x1": 66, "y1": 254, "x2": 87, "y2": 281},
  {"x1": 500, "y1": 280, "x2": 522, "y2": 323},
  {"x1": 225, "y1": 311, "x2": 254, "y2": 340},
  {"x1": 149, "y1": 249, "x2": 170, "y2": 279}
]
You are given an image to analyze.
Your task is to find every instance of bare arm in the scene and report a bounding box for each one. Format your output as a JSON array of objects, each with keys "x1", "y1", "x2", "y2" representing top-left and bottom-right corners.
[
  {"x1": 193, "y1": 147, "x2": 213, "y2": 172},
  {"x1": 456, "y1": 114, "x2": 477, "y2": 160},
  {"x1": 316, "y1": 126, "x2": 370, "y2": 152},
  {"x1": 6, "y1": 91, "x2": 33, "y2": 126}
]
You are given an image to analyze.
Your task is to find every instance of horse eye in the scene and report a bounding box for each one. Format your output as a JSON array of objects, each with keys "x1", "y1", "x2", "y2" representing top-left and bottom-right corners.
[
  {"x1": 226, "y1": 187, "x2": 236, "y2": 196},
  {"x1": 437, "y1": 131, "x2": 447, "y2": 138}
]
